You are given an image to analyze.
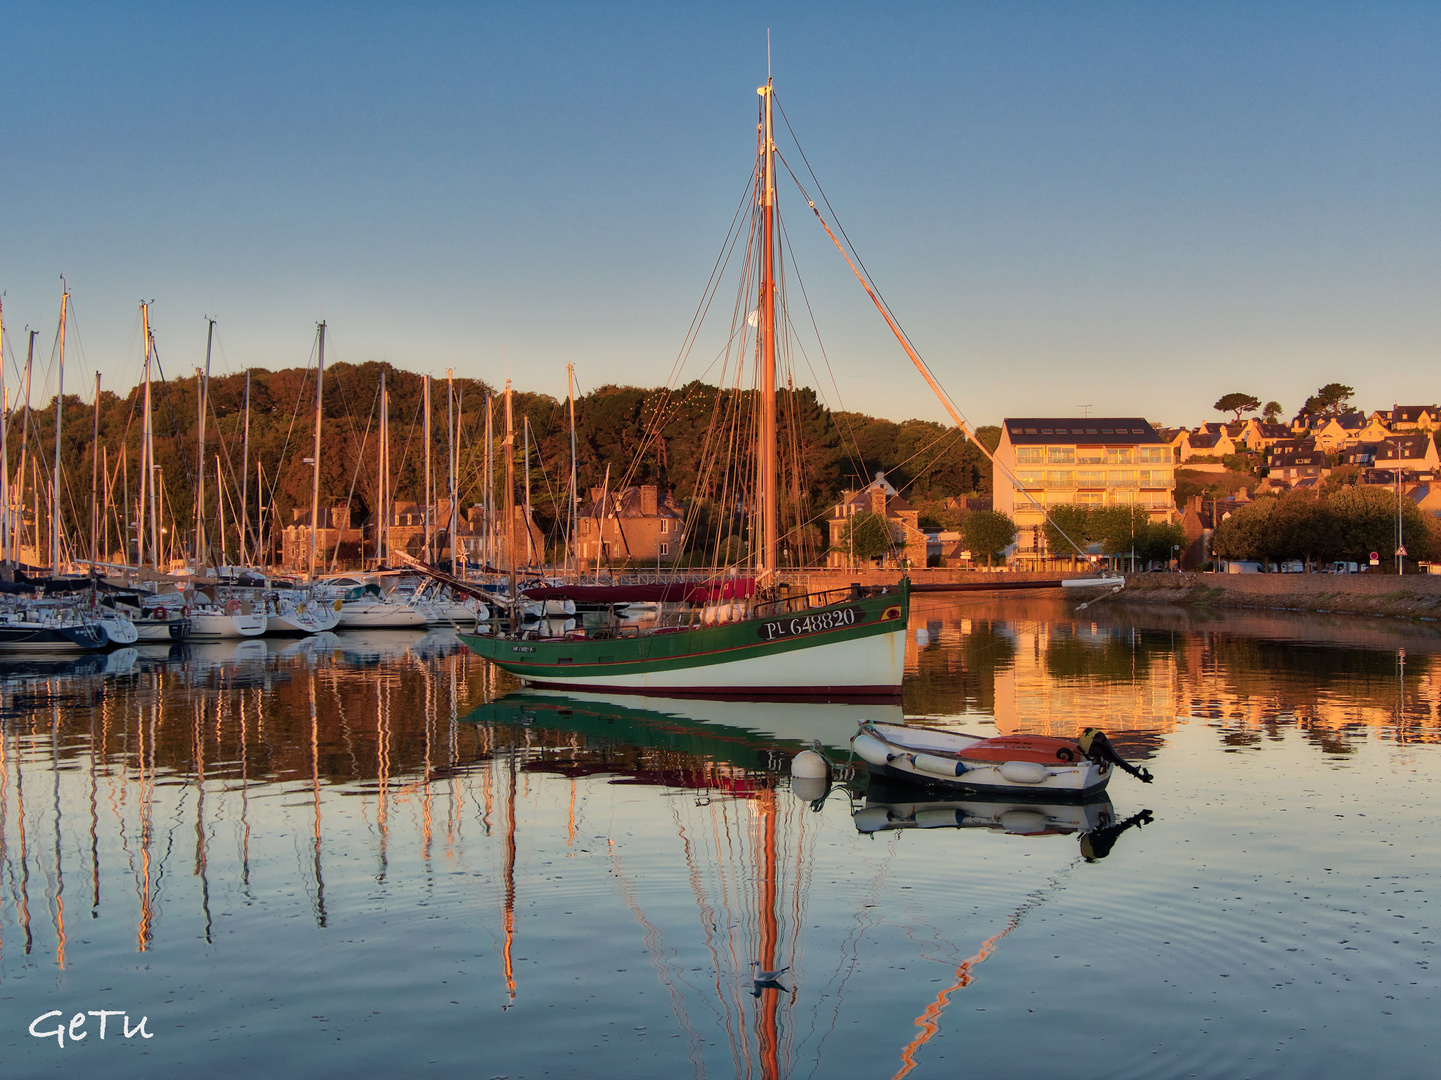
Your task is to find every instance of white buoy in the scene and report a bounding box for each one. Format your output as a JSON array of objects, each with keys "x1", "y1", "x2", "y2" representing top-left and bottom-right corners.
[
  {"x1": 790, "y1": 775, "x2": 829, "y2": 803},
  {"x1": 915, "y1": 627, "x2": 930, "y2": 646},
  {"x1": 790, "y1": 749, "x2": 829, "y2": 779}
]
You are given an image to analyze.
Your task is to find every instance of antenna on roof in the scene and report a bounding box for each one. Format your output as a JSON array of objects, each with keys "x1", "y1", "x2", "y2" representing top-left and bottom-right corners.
[{"x1": 1078, "y1": 404, "x2": 1093, "y2": 418}]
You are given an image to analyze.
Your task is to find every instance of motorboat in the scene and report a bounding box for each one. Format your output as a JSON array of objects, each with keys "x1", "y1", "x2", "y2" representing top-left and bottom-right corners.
[{"x1": 851, "y1": 721, "x2": 1152, "y2": 798}]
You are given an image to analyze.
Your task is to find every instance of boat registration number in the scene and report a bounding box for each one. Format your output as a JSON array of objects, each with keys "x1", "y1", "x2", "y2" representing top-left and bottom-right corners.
[{"x1": 758, "y1": 606, "x2": 862, "y2": 641}]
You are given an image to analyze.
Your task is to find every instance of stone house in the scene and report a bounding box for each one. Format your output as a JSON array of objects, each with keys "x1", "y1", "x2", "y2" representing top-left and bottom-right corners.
[
  {"x1": 575, "y1": 485, "x2": 685, "y2": 568},
  {"x1": 825, "y1": 471, "x2": 926, "y2": 569}
]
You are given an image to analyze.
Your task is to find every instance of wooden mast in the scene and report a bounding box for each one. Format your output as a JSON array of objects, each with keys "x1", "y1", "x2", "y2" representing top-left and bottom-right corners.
[
  {"x1": 195, "y1": 318, "x2": 214, "y2": 572},
  {"x1": 423, "y1": 374, "x2": 432, "y2": 563},
  {"x1": 307, "y1": 322, "x2": 325, "y2": 580},
  {"x1": 51, "y1": 281, "x2": 68, "y2": 571},
  {"x1": 504, "y1": 380, "x2": 516, "y2": 598},
  {"x1": 757, "y1": 81, "x2": 778, "y2": 579}
]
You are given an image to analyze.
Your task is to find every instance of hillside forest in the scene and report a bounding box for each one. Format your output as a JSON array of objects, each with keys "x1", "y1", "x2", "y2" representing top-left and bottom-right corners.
[{"x1": 10, "y1": 362, "x2": 996, "y2": 565}]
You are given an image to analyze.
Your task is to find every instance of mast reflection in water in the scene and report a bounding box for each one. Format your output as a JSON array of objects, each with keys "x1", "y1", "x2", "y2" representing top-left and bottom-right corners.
[{"x1": 0, "y1": 598, "x2": 1437, "y2": 1078}]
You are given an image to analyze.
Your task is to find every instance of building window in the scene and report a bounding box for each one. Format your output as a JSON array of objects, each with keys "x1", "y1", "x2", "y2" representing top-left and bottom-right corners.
[
  {"x1": 1076, "y1": 469, "x2": 1106, "y2": 486},
  {"x1": 1014, "y1": 470, "x2": 1045, "y2": 488},
  {"x1": 1047, "y1": 446, "x2": 1075, "y2": 464},
  {"x1": 1046, "y1": 470, "x2": 1074, "y2": 487},
  {"x1": 1107, "y1": 470, "x2": 1137, "y2": 486},
  {"x1": 1138, "y1": 446, "x2": 1170, "y2": 463},
  {"x1": 660, "y1": 518, "x2": 668, "y2": 534},
  {"x1": 659, "y1": 543, "x2": 669, "y2": 556},
  {"x1": 1104, "y1": 448, "x2": 1135, "y2": 465},
  {"x1": 1016, "y1": 447, "x2": 1044, "y2": 464}
]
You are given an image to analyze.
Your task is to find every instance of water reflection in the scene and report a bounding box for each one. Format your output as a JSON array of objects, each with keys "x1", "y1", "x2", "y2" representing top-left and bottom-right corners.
[{"x1": 0, "y1": 599, "x2": 1436, "y2": 1077}]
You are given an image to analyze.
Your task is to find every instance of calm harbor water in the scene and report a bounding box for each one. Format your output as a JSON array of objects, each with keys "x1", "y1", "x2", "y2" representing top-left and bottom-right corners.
[{"x1": 0, "y1": 597, "x2": 1437, "y2": 1079}]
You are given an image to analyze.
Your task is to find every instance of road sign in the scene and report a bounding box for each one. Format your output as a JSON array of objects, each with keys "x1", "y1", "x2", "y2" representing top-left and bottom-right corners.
[
  {"x1": 1398, "y1": 545, "x2": 1408, "y2": 557},
  {"x1": 1370, "y1": 551, "x2": 1380, "y2": 565}
]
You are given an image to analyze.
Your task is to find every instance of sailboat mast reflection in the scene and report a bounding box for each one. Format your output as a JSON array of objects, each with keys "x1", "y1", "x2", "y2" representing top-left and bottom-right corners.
[{"x1": 310, "y1": 669, "x2": 326, "y2": 928}]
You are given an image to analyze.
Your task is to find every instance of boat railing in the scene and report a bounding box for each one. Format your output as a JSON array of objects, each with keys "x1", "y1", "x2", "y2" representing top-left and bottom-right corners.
[{"x1": 751, "y1": 581, "x2": 889, "y2": 619}]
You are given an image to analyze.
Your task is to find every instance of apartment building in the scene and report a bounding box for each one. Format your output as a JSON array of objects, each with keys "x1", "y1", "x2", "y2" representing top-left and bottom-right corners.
[{"x1": 994, "y1": 418, "x2": 1176, "y2": 560}]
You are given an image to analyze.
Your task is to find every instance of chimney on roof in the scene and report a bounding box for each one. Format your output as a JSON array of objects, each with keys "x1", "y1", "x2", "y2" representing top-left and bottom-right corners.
[{"x1": 639, "y1": 485, "x2": 658, "y2": 516}]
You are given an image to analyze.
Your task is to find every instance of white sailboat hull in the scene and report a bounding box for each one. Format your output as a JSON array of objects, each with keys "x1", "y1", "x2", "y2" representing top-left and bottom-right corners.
[
  {"x1": 514, "y1": 622, "x2": 906, "y2": 696},
  {"x1": 190, "y1": 611, "x2": 267, "y2": 639}
]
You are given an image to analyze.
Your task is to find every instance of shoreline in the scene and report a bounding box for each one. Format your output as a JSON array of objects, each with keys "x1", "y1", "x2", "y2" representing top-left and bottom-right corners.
[{"x1": 1109, "y1": 570, "x2": 1441, "y2": 620}]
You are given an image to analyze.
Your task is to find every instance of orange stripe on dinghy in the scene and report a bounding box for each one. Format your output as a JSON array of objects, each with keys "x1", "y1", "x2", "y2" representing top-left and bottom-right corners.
[{"x1": 960, "y1": 735, "x2": 1083, "y2": 765}]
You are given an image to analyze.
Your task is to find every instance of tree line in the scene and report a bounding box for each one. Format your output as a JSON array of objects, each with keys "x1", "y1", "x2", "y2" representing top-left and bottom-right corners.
[
  {"x1": 8, "y1": 363, "x2": 996, "y2": 563},
  {"x1": 1210, "y1": 487, "x2": 1440, "y2": 568}
]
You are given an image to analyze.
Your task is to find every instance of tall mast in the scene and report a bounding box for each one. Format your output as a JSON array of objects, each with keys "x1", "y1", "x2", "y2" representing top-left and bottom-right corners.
[
  {"x1": 51, "y1": 281, "x2": 68, "y2": 571},
  {"x1": 376, "y1": 370, "x2": 386, "y2": 567},
  {"x1": 90, "y1": 373, "x2": 101, "y2": 567},
  {"x1": 240, "y1": 371, "x2": 251, "y2": 565},
  {"x1": 216, "y1": 455, "x2": 225, "y2": 566},
  {"x1": 195, "y1": 318, "x2": 214, "y2": 571},
  {"x1": 757, "y1": 80, "x2": 778, "y2": 578},
  {"x1": 504, "y1": 381, "x2": 516, "y2": 599},
  {"x1": 140, "y1": 303, "x2": 160, "y2": 571},
  {"x1": 423, "y1": 374, "x2": 432, "y2": 563},
  {"x1": 483, "y1": 391, "x2": 492, "y2": 566},
  {"x1": 0, "y1": 297, "x2": 7, "y2": 565},
  {"x1": 17, "y1": 330, "x2": 34, "y2": 562},
  {"x1": 382, "y1": 374, "x2": 390, "y2": 564},
  {"x1": 567, "y1": 364, "x2": 577, "y2": 575},
  {"x1": 446, "y1": 370, "x2": 455, "y2": 567},
  {"x1": 523, "y1": 414, "x2": 531, "y2": 566},
  {"x1": 308, "y1": 322, "x2": 326, "y2": 581}
]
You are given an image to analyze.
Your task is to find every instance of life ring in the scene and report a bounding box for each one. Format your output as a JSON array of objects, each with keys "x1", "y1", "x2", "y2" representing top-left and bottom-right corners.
[
  {"x1": 226, "y1": 598, "x2": 242, "y2": 615},
  {"x1": 153, "y1": 606, "x2": 167, "y2": 621}
]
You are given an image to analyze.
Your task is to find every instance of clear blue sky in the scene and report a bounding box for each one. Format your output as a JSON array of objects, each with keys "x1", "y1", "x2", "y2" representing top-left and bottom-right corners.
[{"x1": 2, "y1": 2, "x2": 1437, "y2": 429}]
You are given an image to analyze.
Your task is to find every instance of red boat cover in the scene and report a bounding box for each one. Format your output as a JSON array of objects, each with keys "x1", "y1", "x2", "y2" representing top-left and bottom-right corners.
[
  {"x1": 961, "y1": 734, "x2": 1085, "y2": 765},
  {"x1": 521, "y1": 579, "x2": 757, "y2": 604}
]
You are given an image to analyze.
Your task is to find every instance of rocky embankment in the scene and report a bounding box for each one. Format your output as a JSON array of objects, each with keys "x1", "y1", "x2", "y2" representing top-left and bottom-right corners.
[{"x1": 1114, "y1": 571, "x2": 1441, "y2": 619}]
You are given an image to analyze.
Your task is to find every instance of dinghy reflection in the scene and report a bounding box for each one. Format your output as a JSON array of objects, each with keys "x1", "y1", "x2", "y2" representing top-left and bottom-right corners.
[{"x1": 853, "y1": 780, "x2": 1153, "y2": 860}]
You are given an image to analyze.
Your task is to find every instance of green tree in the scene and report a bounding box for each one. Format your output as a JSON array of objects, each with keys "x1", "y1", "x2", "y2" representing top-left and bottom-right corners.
[
  {"x1": 835, "y1": 511, "x2": 895, "y2": 562},
  {"x1": 1301, "y1": 383, "x2": 1356, "y2": 418},
  {"x1": 962, "y1": 510, "x2": 1017, "y2": 567},
  {"x1": 1041, "y1": 505, "x2": 1097, "y2": 558},
  {"x1": 1262, "y1": 401, "x2": 1283, "y2": 424},
  {"x1": 1329, "y1": 485, "x2": 1429, "y2": 565},
  {"x1": 1214, "y1": 393, "x2": 1261, "y2": 422}
]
